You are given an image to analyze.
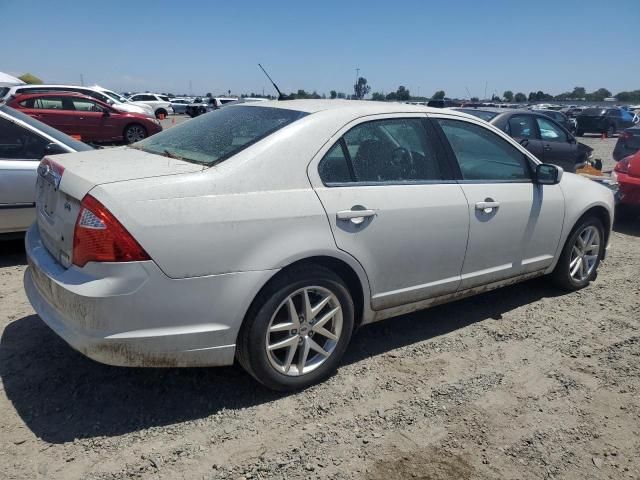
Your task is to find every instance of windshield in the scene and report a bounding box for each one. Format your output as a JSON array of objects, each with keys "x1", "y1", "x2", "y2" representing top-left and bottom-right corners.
[
  {"x1": 102, "y1": 90, "x2": 126, "y2": 103},
  {"x1": 132, "y1": 105, "x2": 308, "y2": 166},
  {"x1": 582, "y1": 108, "x2": 606, "y2": 116},
  {"x1": 458, "y1": 109, "x2": 499, "y2": 121},
  {"x1": 0, "y1": 87, "x2": 9, "y2": 98},
  {"x1": 0, "y1": 104, "x2": 93, "y2": 151}
]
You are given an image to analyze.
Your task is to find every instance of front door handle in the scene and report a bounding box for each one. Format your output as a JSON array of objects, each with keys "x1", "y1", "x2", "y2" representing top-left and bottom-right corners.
[
  {"x1": 543, "y1": 144, "x2": 552, "y2": 151},
  {"x1": 475, "y1": 201, "x2": 500, "y2": 214},
  {"x1": 337, "y1": 208, "x2": 376, "y2": 225}
]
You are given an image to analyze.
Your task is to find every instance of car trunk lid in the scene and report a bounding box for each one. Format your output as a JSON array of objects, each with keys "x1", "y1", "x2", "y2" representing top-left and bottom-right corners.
[{"x1": 35, "y1": 147, "x2": 203, "y2": 268}]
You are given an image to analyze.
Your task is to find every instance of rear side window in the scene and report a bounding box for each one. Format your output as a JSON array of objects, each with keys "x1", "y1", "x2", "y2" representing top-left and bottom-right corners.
[
  {"x1": 0, "y1": 117, "x2": 49, "y2": 160},
  {"x1": 71, "y1": 99, "x2": 103, "y2": 112},
  {"x1": 437, "y1": 119, "x2": 530, "y2": 181},
  {"x1": 318, "y1": 118, "x2": 443, "y2": 184},
  {"x1": 508, "y1": 115, "x2": 537, "y2": 139},
  {"x1": 133, "y1": 105, "x2": 307, "y2": 166},
  {"x1": 583, "y1": 108, "x2": 606, "y2": 115},
  {"x1": 22, "y1": 97, "x2": 64, "y2": 110}
]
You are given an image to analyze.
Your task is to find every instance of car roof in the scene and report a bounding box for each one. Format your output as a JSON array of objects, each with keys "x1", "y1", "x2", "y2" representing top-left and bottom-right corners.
[
  {"x1": 237, "y1": 99, "x2": 451, "y2": 114},
  {"x1": 11, "y1": 91, "x2": 96, "y2": 100}
]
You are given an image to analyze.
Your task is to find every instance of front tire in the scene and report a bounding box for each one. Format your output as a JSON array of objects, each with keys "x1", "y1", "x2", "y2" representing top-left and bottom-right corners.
[
  {"x1": 123, "y1": 123, "x2": 147, "y2": 144},
  {"x1": 551, "y1": 216, "x2": 604, "y2": 291},
  {"x1": 576, "y1": 129, "x2": 584, "y2": 137},
  {"x1": 237, "y1": 265, "x2": 354, "y2": 391},
  {"x1": 606, "y1": 124, "x2": 616, "y2": 138}
]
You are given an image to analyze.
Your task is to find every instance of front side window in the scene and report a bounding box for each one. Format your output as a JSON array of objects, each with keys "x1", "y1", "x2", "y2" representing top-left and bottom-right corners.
[
  {"x1": 0, "y1": 117, "x2": 49, "y2": 160},
  {"x1": 133, "y1": 105, "x2": 307, "y2": 166},
  {"x1": 437, "y1": 119, "x2": 530, "y2": 181},
  {"x1": 536, "y1": 117, "x2": 567, "y2": 142},
  {"x1": 326, "y1": 118, "x2": 441, "y2": 183},
  {"x1": 507, "y1": 115, "x2": 537, "y2": 139},
  {"x1": 70, "y1": 98, "x2": 103, "y2": 112}
]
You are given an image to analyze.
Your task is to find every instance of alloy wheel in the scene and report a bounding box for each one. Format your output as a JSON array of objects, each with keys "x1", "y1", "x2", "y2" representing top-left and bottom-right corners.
[
  {"x1": 569, "y1": 225, "x2": 600, "y2": 282},
  {"x1": 265, "y1": 286, "x2": 343, "y2": 376},
  {"x1": 126, "y1": 125, "x2": 146, "y2": 143}
]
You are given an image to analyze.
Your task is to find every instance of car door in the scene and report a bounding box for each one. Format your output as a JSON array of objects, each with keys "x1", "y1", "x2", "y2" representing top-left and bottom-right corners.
[
  {"x1": 535, "y1": 116, "x2": 576, "y2": 172},
  {"x1": 308, "y1": 115, "x2": 470, "y2": 310},
  {"x1": 0, "y1": 116, "x2": 49, "y2": 233},
  {"x1": 67, "y1": 97, "x2": 116, "y2": 141},
  {"x1": 433, "y1": 115, "x2": 565, "y2": 290},
  {"x1": 504, "y1": 114, "x2": 545, "y2": 159}
]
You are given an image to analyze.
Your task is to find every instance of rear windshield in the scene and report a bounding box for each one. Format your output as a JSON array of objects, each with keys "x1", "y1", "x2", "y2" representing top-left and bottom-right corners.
[
  {"x1": 582, "y1": 108, "x2": 606, "y2": 115},
  {"x1": 132, "y1": 105, "x2": 308, "y2": 166},
  {"x1": 458, "y1": 109, "x2": 498, "y2": 121},
  {"x1": 0, "y1": 104, "x2": 93, "y2": 151}
]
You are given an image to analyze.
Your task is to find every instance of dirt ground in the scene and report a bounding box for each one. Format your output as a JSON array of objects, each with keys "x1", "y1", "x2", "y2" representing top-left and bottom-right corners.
[{"x1": 1, "y1": 136, "x2": 639, "y2": 480}]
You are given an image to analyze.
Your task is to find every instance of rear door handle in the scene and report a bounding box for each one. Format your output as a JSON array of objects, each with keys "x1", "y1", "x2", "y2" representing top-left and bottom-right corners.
[
  {"x1": 337, "y1": 208, "x2": 376, "y2": 225},
  {"x1": 543, "y1": 144, "x2": 552, "y2": 151},
  {"x1": 475, "y1": 201, "x2": 500, "y2": 213}
]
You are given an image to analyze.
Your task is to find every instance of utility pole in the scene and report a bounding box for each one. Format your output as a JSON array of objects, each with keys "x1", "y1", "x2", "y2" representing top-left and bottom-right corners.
[
  {"x1": 80, "y1": 73, "x2": 84, "y2": 86},
  {"x1": 355, "y1": 67, "x2": 360, "y2": 99},
  {"x1": 189, "y1": 80, "x2": 192, "y2": 96},
  {"x1": 484, "y1": 81, "x2": 488, "y2": 101}
]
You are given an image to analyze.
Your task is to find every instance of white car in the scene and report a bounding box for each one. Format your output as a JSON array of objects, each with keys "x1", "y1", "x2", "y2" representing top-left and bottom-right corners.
[
  {"x1": 126, "y1": 93, "x2": 174, "y2": 118},
  {"x1": 23, "y1": 100, "x2": 614, "y2": 390},
  {"x1": 1, "y1": 84, "x2": 153, "y2": 116}
]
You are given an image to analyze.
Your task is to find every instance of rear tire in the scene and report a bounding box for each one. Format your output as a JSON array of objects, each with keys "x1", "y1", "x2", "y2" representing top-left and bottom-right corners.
[
  {"x1": 550, "y1": 216, "x2": 604, "y2": 291},
  {"x1": 123, "y1": 123, "x2": 147, "y2": 144},
  {"x1": 237, "y1": 265, "x2": 354, "y2": 391}
]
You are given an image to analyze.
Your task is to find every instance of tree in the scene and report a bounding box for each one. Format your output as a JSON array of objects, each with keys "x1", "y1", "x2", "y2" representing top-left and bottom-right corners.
[
  {"x1": 19, "y1": 73, "x2": 42, "y2": 84},
  {"x1": 432, "y1": 90, "x2": 445, "y2": 100},
  {"x1": 386, "y1": 91, "x2": 397, "y2": 101},
  {"x1": 503, "y1": 90, "x2": 514, "y2": 102},
  {"x1": 396, "y1": 86, "x2": 410, "y2": 101},
  {"x1": 371, "y1": 92, "x2": 386, "y2": 101},
  {"x1": 572, "y1": 86, "x2": 586, "y2": 98},
  {"x1": 353, "y1": 77, "x2": 371, "y2": 100},
  {"x1": 615, "y1": 90, "x2": 640, "y2": 103},
  {"x1": 470, "y1": 96, "x2": 479, "y2": 102},
  {"x1": 205, "y1": 92, "x2": 212, "y2": 98},
  {"x1": 337, "y1": 92, "x2": 346, "y2": 99},
  {"x1": 330, "y1": 90, "x2": 337, "y2": 99},
  {"x1": 589, "y1": 88, "x2": 612, "y2": 101},
  {"x1": 514, "y1": 92, "x2": 527, "y2": 103}
]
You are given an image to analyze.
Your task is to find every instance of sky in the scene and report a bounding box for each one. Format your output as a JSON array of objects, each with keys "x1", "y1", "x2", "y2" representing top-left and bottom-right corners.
[{"x1": 2, "y1": 0, "x2": 639, "y2": 98}]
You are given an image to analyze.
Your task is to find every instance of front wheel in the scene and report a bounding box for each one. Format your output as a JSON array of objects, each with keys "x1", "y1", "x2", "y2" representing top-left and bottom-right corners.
[
  {"x1": 576, "y1": 129, "x2": 584, "y2": 136},
  {"x1": 550, "y1": 216, "x2": 604, "y2": 291},
  {"x1": 237, "y1": 265, "x2": 354, "y2": 391},
  {"x1": 123, "y1": 123, "x2": 147, "y2": 143}
]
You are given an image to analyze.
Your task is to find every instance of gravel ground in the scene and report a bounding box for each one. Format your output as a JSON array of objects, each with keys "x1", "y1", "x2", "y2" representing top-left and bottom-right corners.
[{"x1": 1, "y1": 135, "x2": 639, "y2": 480}]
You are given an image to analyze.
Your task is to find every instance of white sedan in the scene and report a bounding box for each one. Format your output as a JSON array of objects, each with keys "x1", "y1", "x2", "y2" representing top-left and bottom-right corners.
[{"x1": 23, "y1": 100, "x2": 614, "y2": 390}]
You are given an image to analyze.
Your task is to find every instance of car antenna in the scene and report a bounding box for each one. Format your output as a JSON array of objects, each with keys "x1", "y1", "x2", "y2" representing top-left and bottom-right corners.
[{"x1": 258, "y1": 64, "x2": 292, "y2": 100}]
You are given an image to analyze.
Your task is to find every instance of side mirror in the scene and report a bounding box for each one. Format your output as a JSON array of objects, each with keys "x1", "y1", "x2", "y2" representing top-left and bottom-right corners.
[
  {"x1": 567, "y1": 134, "x2": 576, "y2": 144},
  {"x1": 43, "y1": 142, "x2": 68, "y2": 156},
  {"x1": 536, "y1": 163, "x2": 562, "y2": 185},
  {"x1": 106, "y1": 99, "x2": 114, "y2": 105},
  {"x1": 519, "y1": 138, "x2": 529, "y2": 147}
]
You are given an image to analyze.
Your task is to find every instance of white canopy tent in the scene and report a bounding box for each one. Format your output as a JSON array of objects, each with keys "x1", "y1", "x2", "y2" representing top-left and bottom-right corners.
[{"x1": 0, "y1": 72, "x2": 25, "y2": 86}]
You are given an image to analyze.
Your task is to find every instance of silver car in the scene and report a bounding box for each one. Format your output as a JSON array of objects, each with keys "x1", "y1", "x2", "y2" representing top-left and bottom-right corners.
[
  {"x1": 0, "y1": 104, "x2": 92, "y2": 235},
  {"x1": 23, "y1": 100, "x2": 614, "y2": 390}
]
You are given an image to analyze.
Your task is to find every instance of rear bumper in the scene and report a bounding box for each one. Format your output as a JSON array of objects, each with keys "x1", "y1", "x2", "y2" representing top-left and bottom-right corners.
[
  {"x1": 617, "y1": 173, "x2": 640, "y2": 206},
  {"x1": 24, "y1": 224, "x2": 276, "y2": 367}
]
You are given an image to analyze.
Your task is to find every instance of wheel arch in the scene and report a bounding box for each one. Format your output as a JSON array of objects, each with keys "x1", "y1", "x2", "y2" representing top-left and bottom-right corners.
[
  {"x1": 239, "y1": 254, "x2": 371, "y2": 338},
  {"x1": 122, "y1": 122, "x2": 147, "y2": 142}
]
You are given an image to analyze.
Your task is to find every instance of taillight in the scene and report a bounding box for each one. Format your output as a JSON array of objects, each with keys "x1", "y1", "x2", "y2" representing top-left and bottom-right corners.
[
  {"x1": 72, "y1": 195, "x2": 150, "y2": 267},
  {"x1": 614, "y1": 157, "x2": 630, "y2": 174}
]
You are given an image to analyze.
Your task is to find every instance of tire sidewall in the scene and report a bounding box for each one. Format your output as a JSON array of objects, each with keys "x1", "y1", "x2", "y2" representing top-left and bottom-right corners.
[{"x1": 243, "y1": 269, "x2": 354, "y2": 391}]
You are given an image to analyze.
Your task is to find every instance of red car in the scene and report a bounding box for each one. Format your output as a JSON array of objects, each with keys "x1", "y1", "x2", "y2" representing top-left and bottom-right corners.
[
  {"x1": 7, "y1": 92, "x2": 162, "y2": 144},
  {"x1": 613, "y1": 150, "x2": 640, "y2": 218}
]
